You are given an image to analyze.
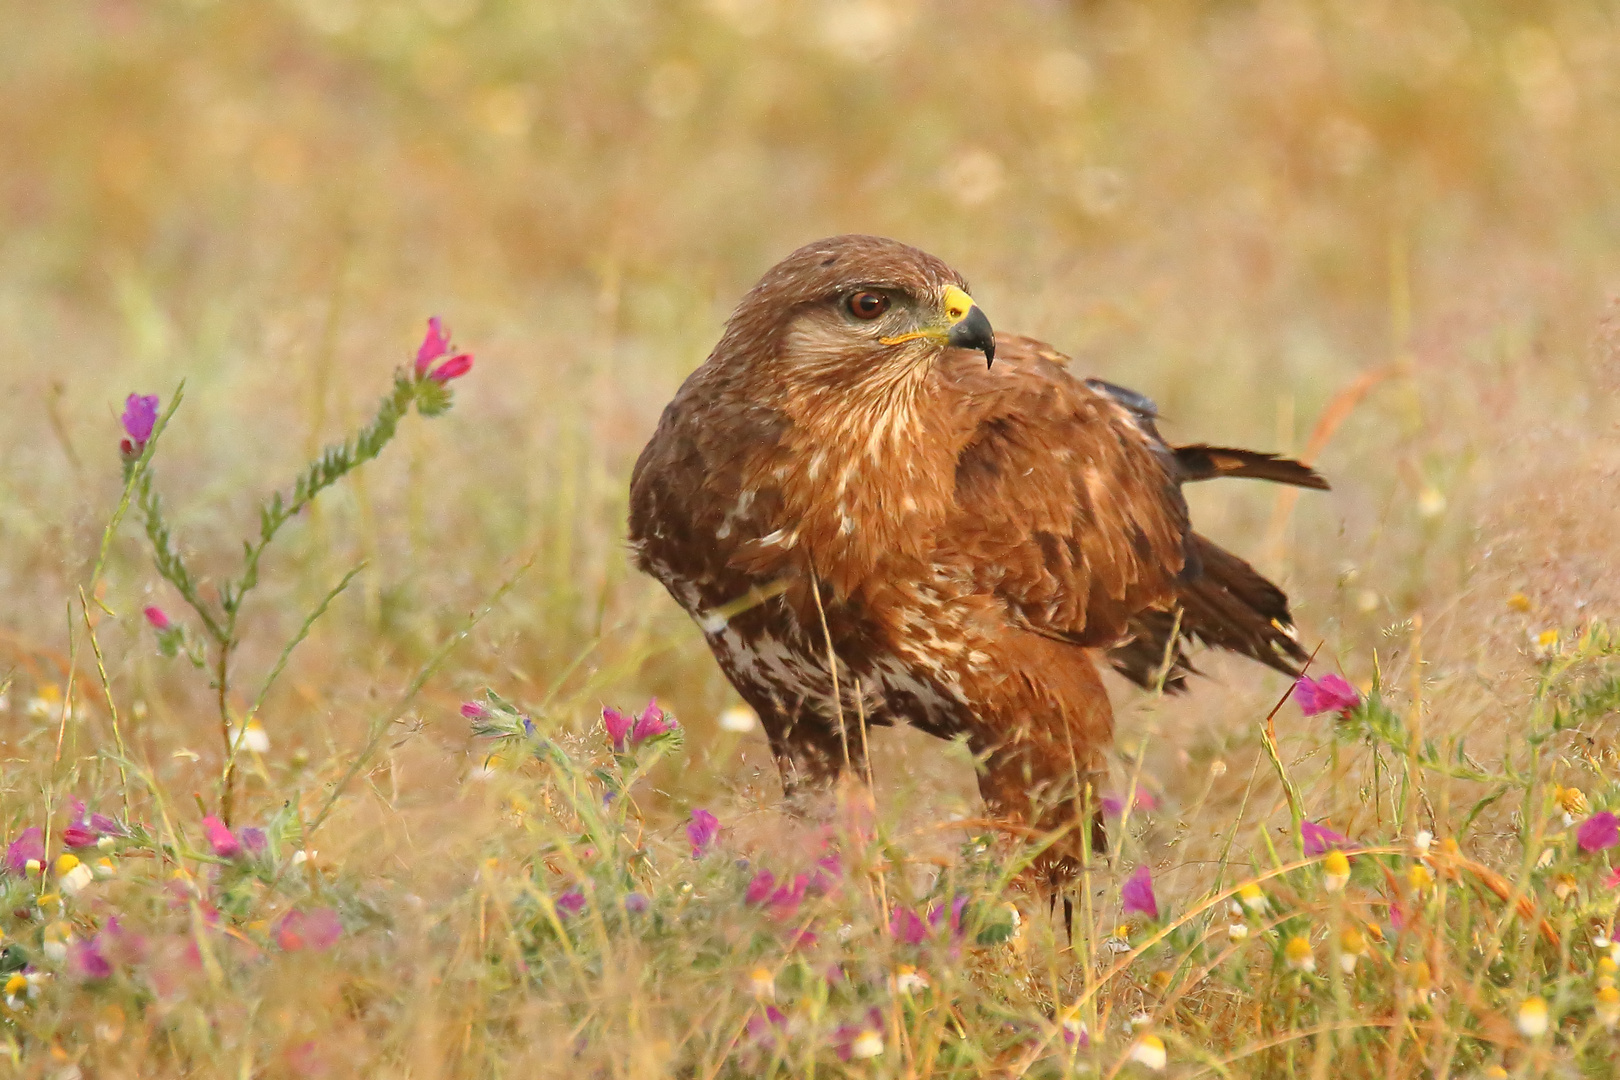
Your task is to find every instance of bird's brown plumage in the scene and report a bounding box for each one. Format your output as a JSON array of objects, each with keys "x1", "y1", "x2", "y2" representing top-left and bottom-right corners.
[{"x1": 629, "y1": 235, "x2": 1324, "y2": 879}]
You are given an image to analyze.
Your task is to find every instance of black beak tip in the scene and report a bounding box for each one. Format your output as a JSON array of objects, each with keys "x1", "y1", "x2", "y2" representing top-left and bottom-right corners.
[{"x1": 948, "y1": 305, "x2": 996, "y2": 368}]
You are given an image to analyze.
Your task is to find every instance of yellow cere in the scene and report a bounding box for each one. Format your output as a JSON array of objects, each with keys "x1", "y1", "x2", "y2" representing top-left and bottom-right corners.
[{"x1": 941, "y1": 285, "x2": 975, "y2": 325}]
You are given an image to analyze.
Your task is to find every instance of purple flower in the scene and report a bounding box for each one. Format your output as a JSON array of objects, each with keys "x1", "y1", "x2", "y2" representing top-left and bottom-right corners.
[
  {"x1": 747, "y1": 1005, "x2": 788, "y2": 1042},
  {"x1": 556, "y1": 889, "x2": 587, "y2": 917},
  {"x1": 120, "y1": 393, "x2": 159, "y2": 455},
  {"x1": 426, "y1": 353, "x2": 473, "y2": 383},
  {"x1": 201, "y1": 815, "x2": 241, "y2": 859},
  {"x1": 1577, "y1": 811, "x2": 1619, "y2": 853},
  {"x1": 630, "y1": 699, "x2": 679, "y2": 743},
  {"x1": 1122, "y1": 864, "x2": 1159, "y2": 920},
  {"x1": 460, "y1": 701, "x2": 487, "y2": 720},
  {"x1": 240, "y1": 827, "x2": 267, "y2": 855},
  {"x1": 1293, "y1": 673, "x2": 1361, "y2": 717},
  {"x1": 746, "y1": 869, "x2": 777, "y2": 905},
  {"x1": 1102, "y1": 789, "x2": 1159, "y2": 817},
  {"x1": 890, "y1": 906, "x2": 929, "y2": 945},
  {"x1": 415, "y1": 317, "x2": 451, "y2": 375},
  {"x1": 1301, "y1": 820, "x2": 1355, "y2": 857},
  {"x1": 602, "y1": 706, "x2": 633, "y2": 752},
  {"x1": 68, "y1": 938, "x2": 112, "y2": 979},
  {"x1": 624, "y1": 892, "x2": 649, "y2": 914},
  {"x1": 928, "y1": 894, "x2": 971, "y2": 939},
  {"x1": 686, "y1": 808, "x2": 720, "y2": 858},
  {"x1": 6, "y1": 828, "x2": 43, "y2": 875},
  {"x1": 806, "y1": 850, "x2": 843, "y2": 895},
  {"x1": 275, "y1": 908, "x2": 342, "y2": 951},
  {"x1": 143, "y1": 606, "x2": 170, "y2": 631}
]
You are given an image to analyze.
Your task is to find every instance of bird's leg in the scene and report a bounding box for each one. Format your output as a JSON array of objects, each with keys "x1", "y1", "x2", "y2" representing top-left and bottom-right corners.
[{"x1": 754, "y1": 694, "x2": 859, "y2": 815}]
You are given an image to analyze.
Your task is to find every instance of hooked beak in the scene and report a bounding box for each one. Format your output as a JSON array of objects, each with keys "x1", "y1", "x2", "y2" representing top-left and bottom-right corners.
[
  {"x1": 941, "y1": 283, "x2": 995, "y2": 367},
  {"x1": 947, "y1": 304, "x2": 995, "y2": 368}
]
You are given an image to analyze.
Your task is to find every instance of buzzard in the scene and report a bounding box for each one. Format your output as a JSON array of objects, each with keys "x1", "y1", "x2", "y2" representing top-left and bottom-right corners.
[{"x1": 629, "y1": 235, "x2": 1326, "y2": 879}]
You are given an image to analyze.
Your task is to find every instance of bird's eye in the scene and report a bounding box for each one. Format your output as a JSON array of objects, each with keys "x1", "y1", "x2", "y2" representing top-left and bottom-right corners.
[{"x1": 845, "y1": 291, "x2": 890, "y2": 320}]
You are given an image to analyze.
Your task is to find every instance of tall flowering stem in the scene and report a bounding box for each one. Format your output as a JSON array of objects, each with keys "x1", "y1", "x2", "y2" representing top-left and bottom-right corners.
[{"x1": 129, "y1": 322, "x2": 471, "y2": 824}]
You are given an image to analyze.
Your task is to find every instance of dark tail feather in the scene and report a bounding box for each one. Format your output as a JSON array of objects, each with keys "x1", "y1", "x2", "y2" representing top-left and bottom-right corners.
[
  {"x1": 1174, "y1": 445, "x2": 1329, "y2": 490},
  {"x1": 1107, "y1": 534, "x2": 1308, "y2": 692}
]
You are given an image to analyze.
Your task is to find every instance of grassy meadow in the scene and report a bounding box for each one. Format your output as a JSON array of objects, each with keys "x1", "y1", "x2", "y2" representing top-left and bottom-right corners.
[{"x1": 3, "y1": 1, "x2": 1620, "y2": 1075}]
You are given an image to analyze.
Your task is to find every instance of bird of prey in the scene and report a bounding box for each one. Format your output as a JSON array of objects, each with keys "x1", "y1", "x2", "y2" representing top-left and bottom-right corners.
[{"x1": 629, "y1": 235, "x2": 1326, "y2": 880}]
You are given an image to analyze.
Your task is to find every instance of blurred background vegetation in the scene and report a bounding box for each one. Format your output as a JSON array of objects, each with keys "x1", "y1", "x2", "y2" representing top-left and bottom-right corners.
[{"x1": 2, "y1": 0, "x2": 1618, "y2": 937}]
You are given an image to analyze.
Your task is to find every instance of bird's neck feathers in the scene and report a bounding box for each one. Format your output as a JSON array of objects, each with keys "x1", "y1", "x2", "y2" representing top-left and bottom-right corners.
[{"x1": 742, "y1": 348, "x2": 962, "y2": 599}]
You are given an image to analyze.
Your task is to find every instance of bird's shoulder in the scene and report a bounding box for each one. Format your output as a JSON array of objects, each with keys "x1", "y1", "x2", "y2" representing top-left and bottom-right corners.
[{"x1": 930, "y1": 333, "x2": 1191, "y2": 646}]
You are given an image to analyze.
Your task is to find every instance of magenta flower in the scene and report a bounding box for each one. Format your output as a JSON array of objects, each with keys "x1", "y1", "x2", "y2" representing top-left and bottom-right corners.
[
  {"x1": 1293, "y1": 673, "x2": 1361, "y2": 717},
  {"x1": 143, "y1": 606, "x2": 170, "y2": 631},
  {"x1": 201, "y1": 815, "x2": 241, "y2": 859},
  {"x1": 602, "y1": 706, "x2": 633, "y2": 752},
  {"x1": 460, "y1": 701, "x2": 488, "y2": 721},
  {"x1": 1604, "y1": 868, "x2": 1620, "y2": 889},
  {"x1": 63, "y1": 799, "x2": 122, "y2": 848},
  {"x1": 415, "y1": 317, "x2": 452, "y2": 375},
  {"x1": 747, "y1": 1005, "x2": 788, "y2": 1043},
  {"x1": 1122, "y1": 864, "x2": 1159, "y2": 919},
  {"x1": 100, "y1": 917, "x2": 148, "y2": 966},
  {"x1": 426, "y1": 353, "x2": 473, "y2": 383},
  {"x1": 624, "y1": 892, "x2": 649, "y2": 914},
  {"x1": 1301, "y1": 820, "x2": 1355, "y2": 857},
  {"x1": 556, "y1": 889, "x2": 587, "y2": 917},
  {"x1": 928, "y1": 894, "x2": 971, "y2": 938},
  {"x1": 274, "y1": 908, "x2": 342, "y2": 951},
  {"x1": 240, "y1": 827, "x2": 268, "y2": 855},
  {"x1": 746, "y1": 869, "x2": 777, "y2": 905},
  {"x1": 1102, "y1": 789, "x2": 1160, "y2": 817},
  {"x1": 808, "y1": 851, "x2": 843, "y2": 894},
  {"x1": 1577, "y1": 811, "x2": 1619, "y2": 853},
  {"x1": 6, "y1": 827, "x2": 43, "y2": 875},
  {"x1": 890, "y1": 906, "x2": 929, "y2": 945},
  {"x1": 686, "y1": 808, "x2": 720, "y2": 858},
  {"x1": 68, "y1": 938, "x2": 112, "y2": 980},
  {"x1": 630, "y1": 699, "x2": 679, "y2": 743},
  {"x1": 120, "y1": 393, "x2": 159, "y2": 455}
]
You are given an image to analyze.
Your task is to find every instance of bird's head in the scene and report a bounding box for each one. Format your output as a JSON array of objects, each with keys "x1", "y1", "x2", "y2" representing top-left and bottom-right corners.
[{"x1": 711, "y1": 235, "x2": 996, "y2": 395}]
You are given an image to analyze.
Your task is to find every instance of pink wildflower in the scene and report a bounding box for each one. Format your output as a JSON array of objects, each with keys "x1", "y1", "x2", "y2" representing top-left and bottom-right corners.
[
  {"x1": 768, "y1": 875, "x2": 809, "y2": 919},
  {"x1": 601, "y1": 706, "x2": 633, "y2": 752},
  {"x1": 5, "y1": 827, "x2": 43, "y2": 875},
  {"x1": 807, "y1": 851, "x2": 842, "y2": 894},
  {"x1": 1293, "y1": 673, "x2": 1361, "y2": 717},
  {"x1": 686, "y1": 808, "x2": 720, "y2": 858},
  {"x1": 747, "y1": 1005, "x2": 788, "y2": 1043},
  {"x1": 630, "y1": 699, "x2": 679, "y2": 743},
  {"x1": 1102, "y1": 789, "x2": 1159, "y2": 817},
  {"x1": 414, "y1": 317, "x2": 451, "y2": 375},
  {"x1": 68, "y1": 938, "x2": 112, "y2": 979},
  {"x1": 928, "y1": 894, "x2": 971, "y2": 938},
  {"x1": 1301, "y1": 820, "x2": 1355, "y2": 857},
  {"x1": 275, "y1": 908, "x2": 342, "y2": 951},
  {"x1": 556, "y1": 889, "x2": 587, "y2": 916},
  {"x1": 1577, "y1": 812, "x2": 1619, "y2": 853},
  {"x1": 426, "y1": 353, "x2": 473, "y2": 383},
  {"x1": 1122, "y1": 864, "x2": 1159, "y2": 919},
  {"x1": 120, "y1": 393, "x2": 159, "y2": 455},
  {"x1": 201, "y1": 815, "x2": 241, "y2": 859},
  {"x1": 890, "y1": 907, "x2": 929, "y2": 945},
  {"x1": 746, "y1": 869, "x2": 777, "y2": 905},
  {"x1": 143, "y1": 605, "x2": 170, "y2": 631},
  {"x1": 1603, "y1": 868, "x2": 1620, "y2": 889}
]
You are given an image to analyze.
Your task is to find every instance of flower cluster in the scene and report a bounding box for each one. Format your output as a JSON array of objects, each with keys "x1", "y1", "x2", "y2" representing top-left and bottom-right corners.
[{"x1": 601, "y1": 699, "x2": 681, "y2": 754}]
